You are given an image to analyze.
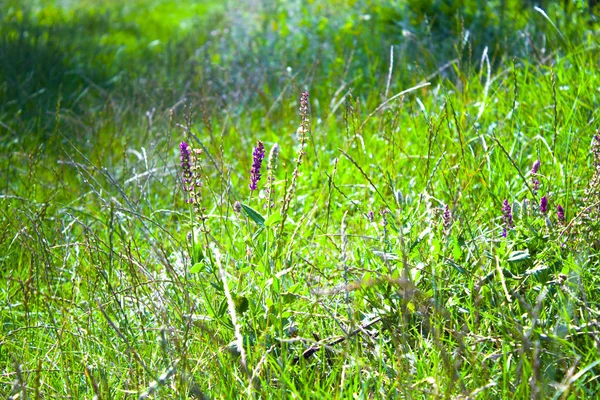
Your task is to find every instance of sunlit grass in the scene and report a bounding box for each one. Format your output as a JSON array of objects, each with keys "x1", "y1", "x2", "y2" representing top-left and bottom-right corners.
[{"x1": 2, "y1": 0, "x2": 600, "y2": 398}]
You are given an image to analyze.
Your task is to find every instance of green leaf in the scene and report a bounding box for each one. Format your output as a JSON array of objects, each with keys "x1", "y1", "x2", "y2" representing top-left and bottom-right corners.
[
  {"x1": 190, "y1": 263, "x2": 203, "y2": 273},
  {"x1": 445, "y1": 259, "x2": 466, "y2": 274},
  {"x1": 192, "y1": 244, "x2": 204, "y2": 264},
  {"x1": 252, "y1": 227, "x2": 264, "y2": 241},
  {"x1": 241, "y1": 203, "x2": 265, "y2": 227},
  {"x1": 507, "y1": 250, "x2": 530, "y2": 263},
  {"x1": 452, "y1": 240, "x2": 463, "y2": 261},
  {"x1": 264, "y1": 210, "x2": 282, "y2": 227}
]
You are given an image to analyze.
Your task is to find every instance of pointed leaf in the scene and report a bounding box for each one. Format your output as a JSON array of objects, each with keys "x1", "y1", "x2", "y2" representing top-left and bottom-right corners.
[
  {"x1": 507, "y1": 250, "x2": 530, "y2": 263},
  {"x1": 241, "y1": 203, "x2": 265, "y2": 227}
]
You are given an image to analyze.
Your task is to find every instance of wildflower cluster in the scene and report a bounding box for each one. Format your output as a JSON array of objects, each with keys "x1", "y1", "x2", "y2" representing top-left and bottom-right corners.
[{"x1": 179, "y1": 141, "x2": 204, "y2": 216}]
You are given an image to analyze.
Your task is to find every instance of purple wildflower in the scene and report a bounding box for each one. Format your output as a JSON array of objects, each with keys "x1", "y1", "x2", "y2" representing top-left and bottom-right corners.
[
  {"x1": 249, "y1": 141, "x2": 265, "y2": 191},
  {"x1": 502, "y1": 199, "x2": 514, "y2": 235},
  {"x1": 557, "y1": 205, "x2": 565, "y2": 223},
  {"x1": 540, "y1": 196, "x2": 548, "y2": 214},
  {"x1": 180, "y1": 141, "x2": 193, "y2": 194},
  {"x1": 531, "y1": 159, "x2": 541, "y2": 194},
  {"x1": 367, "y1": 211, "x2": 374, "y2": 222},
  {"x1": 179, "y1": 141, "x2": 204, "y2": 209},
  {"x1": 443, "y1": 204, "x2": 452, "y2": 231},
  {"x1": 233, "y1": 201, "x2": 242, "y2": 213},
  {"x1": 531, "y1": 159, "x2": 541, "y2": 175}
]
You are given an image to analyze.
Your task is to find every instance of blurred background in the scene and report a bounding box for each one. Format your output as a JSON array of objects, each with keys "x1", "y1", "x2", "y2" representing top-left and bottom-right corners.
[{"x1": 1, "y1": 0, "x2": 599, "y2": 145}]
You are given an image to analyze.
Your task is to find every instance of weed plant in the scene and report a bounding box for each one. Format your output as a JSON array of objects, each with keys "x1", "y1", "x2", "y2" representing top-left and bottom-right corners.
[{"x1": 2, "y1": 0, "x2": 600, "y2": 398}]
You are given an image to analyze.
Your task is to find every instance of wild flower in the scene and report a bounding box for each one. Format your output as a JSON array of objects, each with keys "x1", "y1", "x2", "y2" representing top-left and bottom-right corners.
[
  {"x1": 557, "y1": 205, "x2": 565, "y2": 223},
  {"x1": 380, "y1": 208, "x2": 389, "y2": 227},
  {"x1": 179, "y1": 141, "x2": 204, "y2": 216},
  {"x1": 574, "y1": 132, "x2": 600, "y2": 245},
  {"x1": 233, "y1": 201, "x2": 242, "y2": 213},
  {"x1": 180, "y1": 141, "x2": 192, "y2": 193},
  {"x1": 299, "y1": 91, "x2": 310, "y2": 140},
  {"x1": 249, "y1": 141, "x2": 265, "y2": 191},
  {"x1": 443, "y1": 204, "x2": 452, "y2": 232},
  {"x1": 540, "y1": 196, "x2": 548, "y2": 214},
  {"x1": 367, "y1": 211, "x2": 374, "y2": 222},
  {"x1": 276, "y1": 92, "x2": 311, "y2": 254},
  {"x1": 531, "y1": 159, "x2": 541, "y2": 194},
  {"x1": 531, "y1": 159, "x2": 541, "y2": 174},
  {"x1": 585, "y1": 133, "x2": 600, "y2": 208},
  {"x1": 502, "y1": 199, "x2": 514, "y2": 237},
  {"x1": 533, "y1": 179, "x2": 540, "y2": 194},
  {"x1": 264, "y1": 143, "x2": 280, "y2": 209}
]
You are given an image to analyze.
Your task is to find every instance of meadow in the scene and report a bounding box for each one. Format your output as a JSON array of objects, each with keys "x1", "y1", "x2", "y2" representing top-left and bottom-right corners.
[{"x1": 2, "y1": 0, "x2": 600, "y2": 398}]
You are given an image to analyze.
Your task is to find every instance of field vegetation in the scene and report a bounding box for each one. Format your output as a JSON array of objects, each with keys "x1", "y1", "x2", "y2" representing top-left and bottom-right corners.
[{"x1": 2, "y1": 0, "x2": 600, "y2": 398}]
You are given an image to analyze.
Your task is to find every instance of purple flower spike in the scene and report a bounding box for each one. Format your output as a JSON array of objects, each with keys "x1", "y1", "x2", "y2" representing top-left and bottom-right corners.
[
  {"x1": 533, "y1": 179, "x2": 540, "y2": 193},
  {"x1": 249, "y1": 141, "x2": 265, "y2": 191},
  {"x1": 180, "y1": 141, "x2": 192, "y2": 191},
  {"x1": 557, "y1": 205, "x2": 565, "y2": 223},
  {"x1": 531, "y1": 159, "x2": 541, "y2": 174},
  {"x1": 443, "y1": 204, "x2": 452, "y2": 231},
  {"x1": 180, "y1": 141, "x2": 190, "y2": 169},
  {"x1": 502, "y1": 199, "x2": 513, "y2": 227},
  {"x1": 502, "y1": 199, "x2": 514, "y2": 236},
  {"x1": 531, "y1": 159, "x2": 541, "y2": 194},
  {"x1": 540, "y1": 196, "x2": 548, "y2": 214}
]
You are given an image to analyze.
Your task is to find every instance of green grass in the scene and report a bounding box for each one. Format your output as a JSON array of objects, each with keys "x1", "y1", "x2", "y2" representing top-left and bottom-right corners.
[{"x1": 2, "y1": 0, "x2": 600, "y2": 398}]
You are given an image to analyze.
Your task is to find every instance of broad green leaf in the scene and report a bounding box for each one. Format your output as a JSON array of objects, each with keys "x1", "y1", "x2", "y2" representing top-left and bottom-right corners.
[
  {"x1": 241, "y1": 203, "x2": 265, "y2": 227},
  {"x1": 264, "y1": 210, "x2": 282, "y2": 227}
]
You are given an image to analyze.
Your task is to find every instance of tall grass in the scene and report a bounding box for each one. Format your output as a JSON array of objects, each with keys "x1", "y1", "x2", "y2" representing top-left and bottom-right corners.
[{"x1": 2, "y1": 0, "x2": 600, "y2": 398}]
